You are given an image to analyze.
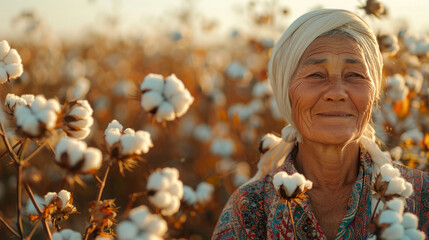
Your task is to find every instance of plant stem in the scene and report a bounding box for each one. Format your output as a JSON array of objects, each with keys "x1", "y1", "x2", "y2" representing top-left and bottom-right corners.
[
  {"x1": 0, "y1": 215, "x2": 20, "y2": 238},
  {"x1": 22, "y1": 142, "x2": 47, "y2": 163},
  {"x1": 25, "y1": 219, "x2": 41, "y2": 240},
  {"x1": 0, "y1": 141, "x2": 22, "y2": 160},
  {"x1": 0, "y1": 122, "x2": 19, "y2": 162},
  {"x1": 17, "y1": 164, "x2": 24, "y2": 239},
  {"x1": 97, "y1": 165, "x2": 111, "y2": 201},
  {"x1": 371, "y1": 198, "x2": 381, "y2": 223},
  {"x1": 24, "y1": 182, "x2": 52, "y2": 240},
  {"x1": 287, "y1": 201, "x2": 297, "y2": 240}
]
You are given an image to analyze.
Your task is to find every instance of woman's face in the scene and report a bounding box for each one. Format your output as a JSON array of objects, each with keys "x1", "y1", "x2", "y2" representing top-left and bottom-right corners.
[{"x1": 289, "y1": 35, "x2": 375, "y2": 145}]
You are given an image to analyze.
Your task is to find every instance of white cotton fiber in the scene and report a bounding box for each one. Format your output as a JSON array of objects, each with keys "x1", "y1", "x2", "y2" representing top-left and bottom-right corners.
[
  {"x1": 385, "y1": 198, "x2": 405, "y2": 213},
  {"x1": 385, "y1": 177, "x2": 406, "y2": 195},
  {"x1": 120, "y1": 135, "x2": 135, "y2": 155},
  {"x1": 31, "y1": 95, "x2": 47, "y2": 113},
  {"x1": 155, "y1": 101, "x2": 175, "y2": 122},
  {"x1": 57, "y1": 190, "x2": 71, "y2": 209},
  {"x1": 170, "y1": 89, "x2": 194, "y2": 117},
  {"x1": 402, "y1": 213, "x2": 419, "y2": 229},
  {"x1": 150, "y1": 191, "x2": 172, "y2": 209},
  {"x1": 381, "y1": 223, "x2": 404, "y2": 239},
  {"x1": 378, "y1": 210, "x2": 402, "y2": 225},
  {"x1": 141, "y1": 91, "x2": 164, "y2": 112},
  {"x1": 4, "y1": 49, "x2": 21, "y2": 64},
  {"x1": 163, "y1": 74, "x2": 185, "y2": 99},
  {"x1": 140, "y1": 74, "x2": 164, "y2": 93},
  {"x1": 161, "y1": 196, "x2": 180, "y2": 216},
  {"x1": 183, "y1": 185, "x2": 197, "y2": 205},
  {"x1": 380, "y1": 164, "x2": 401, "y2": 182},
  {"x1": 129, "y1": 205, "x2": 150, "y2": 229},
  {"x1": 81, "y1": 148, "x2": 102, "y2": 172},
  {"x1": 403, "y1": 229, "x2": 425, "y2": 240},
  {"x1": 147, "y1": 172, "x2": 170, "y2": 191},
  {"x1": 195, "y1": 182, "x2": 214, "y2": 203},
  {"x1": 401, "y1": 181, "x2": 414, "y2": 198},
  {"x1": 105, "y1": 128, "x2": 121, "y2": 147},
  {"x1": 273, "y1": 171, "x2": 288, "y2": 191},
  {"x1": 116, "y1": 221, "x2": 138, "y2": 240},
  {"x1": 5, "y1": 63, "x2": 23, "y2": 79},
  {"x1": 161, "y1": 168, "x2": 179, "y2": 182},
  {"x1": 44, "y1": 192, "x2": 57, "y2": 205},
  {"x1": 0, "y1": 40, "x2": 10, "y2": 59},
  {"x1": 168, "y1": 181, "x2": 183, "y2": 199}
]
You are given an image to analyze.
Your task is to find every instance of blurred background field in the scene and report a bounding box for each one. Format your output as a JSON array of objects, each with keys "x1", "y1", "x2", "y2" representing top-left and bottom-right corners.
[{"x1": 0, "y1": 0, "x2": 429, "y2": 239}]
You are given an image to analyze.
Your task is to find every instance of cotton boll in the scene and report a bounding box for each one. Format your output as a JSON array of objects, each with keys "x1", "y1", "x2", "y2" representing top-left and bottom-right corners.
[
  {"x1": 129, "y1": 206, "x2": 150, "y2": 229},
  {"x1": 105, "y1": 128, "x2": 121, "y2": 147},
  {"x1": 402, "y1": 213, "x2": 419, "y2": 229},
  {"x1": 21, "y1": 114, "x2": 40, "y2": 136},
  {"x1": 140, "y1": 74, "x2": 164, "y2": 93},
  {"x1": 385, "y1": 198, "x2": 405, "y2": 213},
  {"x1": 161, "y1": 168, "x2": 179, "y2": 182},
  {"x1": 183, "y1": 185, "x2": 197, "y2": 205},
  {"x1": 55, "y1": 137, "x2": 71, "y2": 161},
  {"x1": 36, "y1": 110, "x2": 57, "y2": 129},
  {"x1": 149, "y1": 191, "x2": 172, "y2": 209},
  {"x1": 21, "y1": 95, "x2": 34, "y2": 104},
  {"x1": 147, "y1": 172, "x2": 170, "y2": 191},
  {"x1": 0, "y1": 40, "x2": 10, "y2": 59},
  {"x1": 105, "y1": 120, "x2": 123, "y2": 133},
  {"x1": 403, "y1": 229, "x2": 425, "y2": 240},
  {"x1": 69, "y1": 118, "x2": 93, "y2": 129},
  {"x1": 170, "y1": 89, "x2": 194, "y2": 117},
  {"x1": 141, "y1": 91, "x2": 164, "y2": 112},
  {"x1": 401, "y1": 181, "x2": 414, "y2": 198},
  {"x1": 291, "y1": 173, "x2": 306, "y2": 191},
  {"x1": 261, "y1": 134, "x2": 282, "y2": 153},
  {"x1": 31, "y1": 96, "x2": 47, "y2": 113},
  {"x1": 67, "y1": 141, "x2": 86, "y2": 166},
  {"x1": 81, "y1": 148, "x2": 102, "y2": 173},
  {"x1": 53, "y1": 232, "x2": 62, "y2": 240},
  {"x1": 378, "y1": 210, "x2": 403, "y2": 224},
  {"x1": 123, "y1": 128, "x2": 135, "y2": 136},
  {"x1": 193, "y1": 124, "x2": 212, "y2": 142},
  {"x1": 4, "y1": 49, "x2": 21, "y2": 64},
  {"x1": 69, "y1": 106, "x2": 92, "y2": 119},
  {"x1": 161, "y1": 196, "x2": 180, "y2": 216},
  {"x1": 69, "y1": 128, "x2": 91, "y2": 140},
  {"x1": 0, "y1": 68, "x2": 7, "y2": 83},
  {"x1": 120, "y1": 134, "x2": 136, "y2": 155},
  {"x1": 5, "y1": 63, "x2": 23, "y2": 79},
  {"x1": 196, "y1": 182, "x2": 214, "y2": 203},
  {"x1": 155, "y1": 101, "x2": 175, "y2": 122},
  {"x1": 145, "y1": 215, "x2": 167, "y2": 236},
  {"x1": 282, "y1": 175, "x2": 298, "y2": 196},
  {"x1": 163, "y1": 74, "x2": 185, "y2": 99},
  {"x1": 57, "y1": 190, "x2": 71, "y2": 209},
  {"x1": 380, "y1": 164, "x2": 401, "y2": 182},
  {"x1": 381, "y1": 223, "x2": 404, "y2": 240},
  {"x1": 14, "y1": 106, "x2": 31, "y2": 126},
  {"x1": 168, "y1": 181, "x2": 183, "y2": 199},
  {"x1": 134, "y1": 131, "x2": 153, "y2": 154},
  {"x1": 273, "y1": 171, "x2": 288, "y2": 191},
  {"x1": 385, "y1": 177, "x2": 406, "y2": 195},
  {"x1": 69, "y1": 77, "x2": 91, "y2": 101},
  {"x1": 116, "y1": 221, "x2": 138, "y2": 240},
  {"x1": 44, "y1": 192, "x2": 57, "y2": 205}
]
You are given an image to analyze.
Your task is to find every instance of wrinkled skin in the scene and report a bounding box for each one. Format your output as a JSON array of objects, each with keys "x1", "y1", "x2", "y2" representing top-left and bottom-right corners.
[{"x1": 289, "y1": 35, "x2": 375, "y2": 145}]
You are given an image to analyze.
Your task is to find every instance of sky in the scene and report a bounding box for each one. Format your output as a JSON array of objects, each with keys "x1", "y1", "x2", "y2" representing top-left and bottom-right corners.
[{"x1": 0, "y1": 0, "x2": 428, "y2": 42}]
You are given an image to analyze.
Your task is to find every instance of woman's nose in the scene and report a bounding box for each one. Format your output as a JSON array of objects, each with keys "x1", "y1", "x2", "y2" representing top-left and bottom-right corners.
[{"x1": 322, "y1": 77, "x2": 348, "y2": 102}]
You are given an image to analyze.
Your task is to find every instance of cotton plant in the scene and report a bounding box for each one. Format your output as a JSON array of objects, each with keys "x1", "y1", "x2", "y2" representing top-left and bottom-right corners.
[
  {"x1": 210, "y1": 137, "x2": 235, "y2": 158},
  {"x1": 252, "y1": 79, "x2": 273, "y2": 99},
  {"x1": 378, "y1": 34, "x2": 400, "y2": 56},
  {"x1": 14, "y1": 95, "x2": 61, "y2": 138},
  {"x1": 225, "y1": 61, "x2": 252, "y2": 85},
  {"x1": 259, "y1": 133, "x2": 282, "y2": 154},
  {"x1": 371, "y1": 164, "x2": 413, "y2": 217},
  {"x1": 116, "y1": 205, "x2": 167, "y2": 240},
  {"x1": 29, "y1": 190, "x2": 77, "y2": 230},
  {"x1": 61, "y1": 100, "x2": 94, "y2": 139},
  {"x1": 104, "y1": 119, "x2": 153, "y2": 173},
  {"x1": 0, "y1": 40, "x2": 24, "y2": 84},
  {"x1": 182, "y1": 182, "x2": 215, "y2": 206},
  {"x1": 4, "y1": 93, "x2": 34, "y2": 114},
  {"x1": 140, "y1": 73, "x2": 194, "y2": 123},
  {"x1": 369, "y1": 198, "x2": 425, "y2": 240},
  {"x1": 52, "y1": 229, "x2": 82, "y2": 240},
  {"x1": 228, "y1": 99, "x2": 264, "y2": 123},
  {"x1": 54, "y1": 137, "x2": 102, "y2": 176},
  {"x1": 85, "y1": 199, "x2": 118, "y2": 239},
  {"x1": 66, "y1": 76, "x2": 91, "y2": 101},
  {"x1": 146, "y1": 167, "x2": 184, "y2": 216},
  {"x1": 273, "y1": 171, "x2": 313, "y2": 240}
]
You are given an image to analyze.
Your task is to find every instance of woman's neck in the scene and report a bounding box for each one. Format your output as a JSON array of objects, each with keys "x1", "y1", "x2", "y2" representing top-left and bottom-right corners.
[{"x1": 294, "y1": 140, "x2": 360, "y2": 191}]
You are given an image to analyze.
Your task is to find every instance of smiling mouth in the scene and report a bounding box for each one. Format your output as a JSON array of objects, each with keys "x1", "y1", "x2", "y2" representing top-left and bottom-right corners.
[{"x1": 317, "y1": 112, "x2": 353, "y2": 117}]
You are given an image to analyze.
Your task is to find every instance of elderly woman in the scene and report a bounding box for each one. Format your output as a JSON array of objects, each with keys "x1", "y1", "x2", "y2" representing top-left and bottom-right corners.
[{"x1": 212, "y1": 9, "x2": 429, "y2": 239}]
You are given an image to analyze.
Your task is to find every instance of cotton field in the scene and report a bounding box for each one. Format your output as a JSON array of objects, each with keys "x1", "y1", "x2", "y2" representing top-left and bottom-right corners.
[{"x1": 0, "y1": 0, "x2": 428, "y2": 239}]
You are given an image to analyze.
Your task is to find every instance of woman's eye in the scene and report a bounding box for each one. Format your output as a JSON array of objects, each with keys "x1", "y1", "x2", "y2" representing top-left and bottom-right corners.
[
  {"x1": 346, "y1": 73, "x2": 364, "y2": 78},
  {"x1": 308, "y1": 73, "x2": 324, "y2": 78}
]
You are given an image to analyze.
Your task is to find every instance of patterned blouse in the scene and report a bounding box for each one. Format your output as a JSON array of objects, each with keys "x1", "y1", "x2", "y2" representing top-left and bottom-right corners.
[{"x1": 212, "y1": 147, "x2": 429, "y2": 239}]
